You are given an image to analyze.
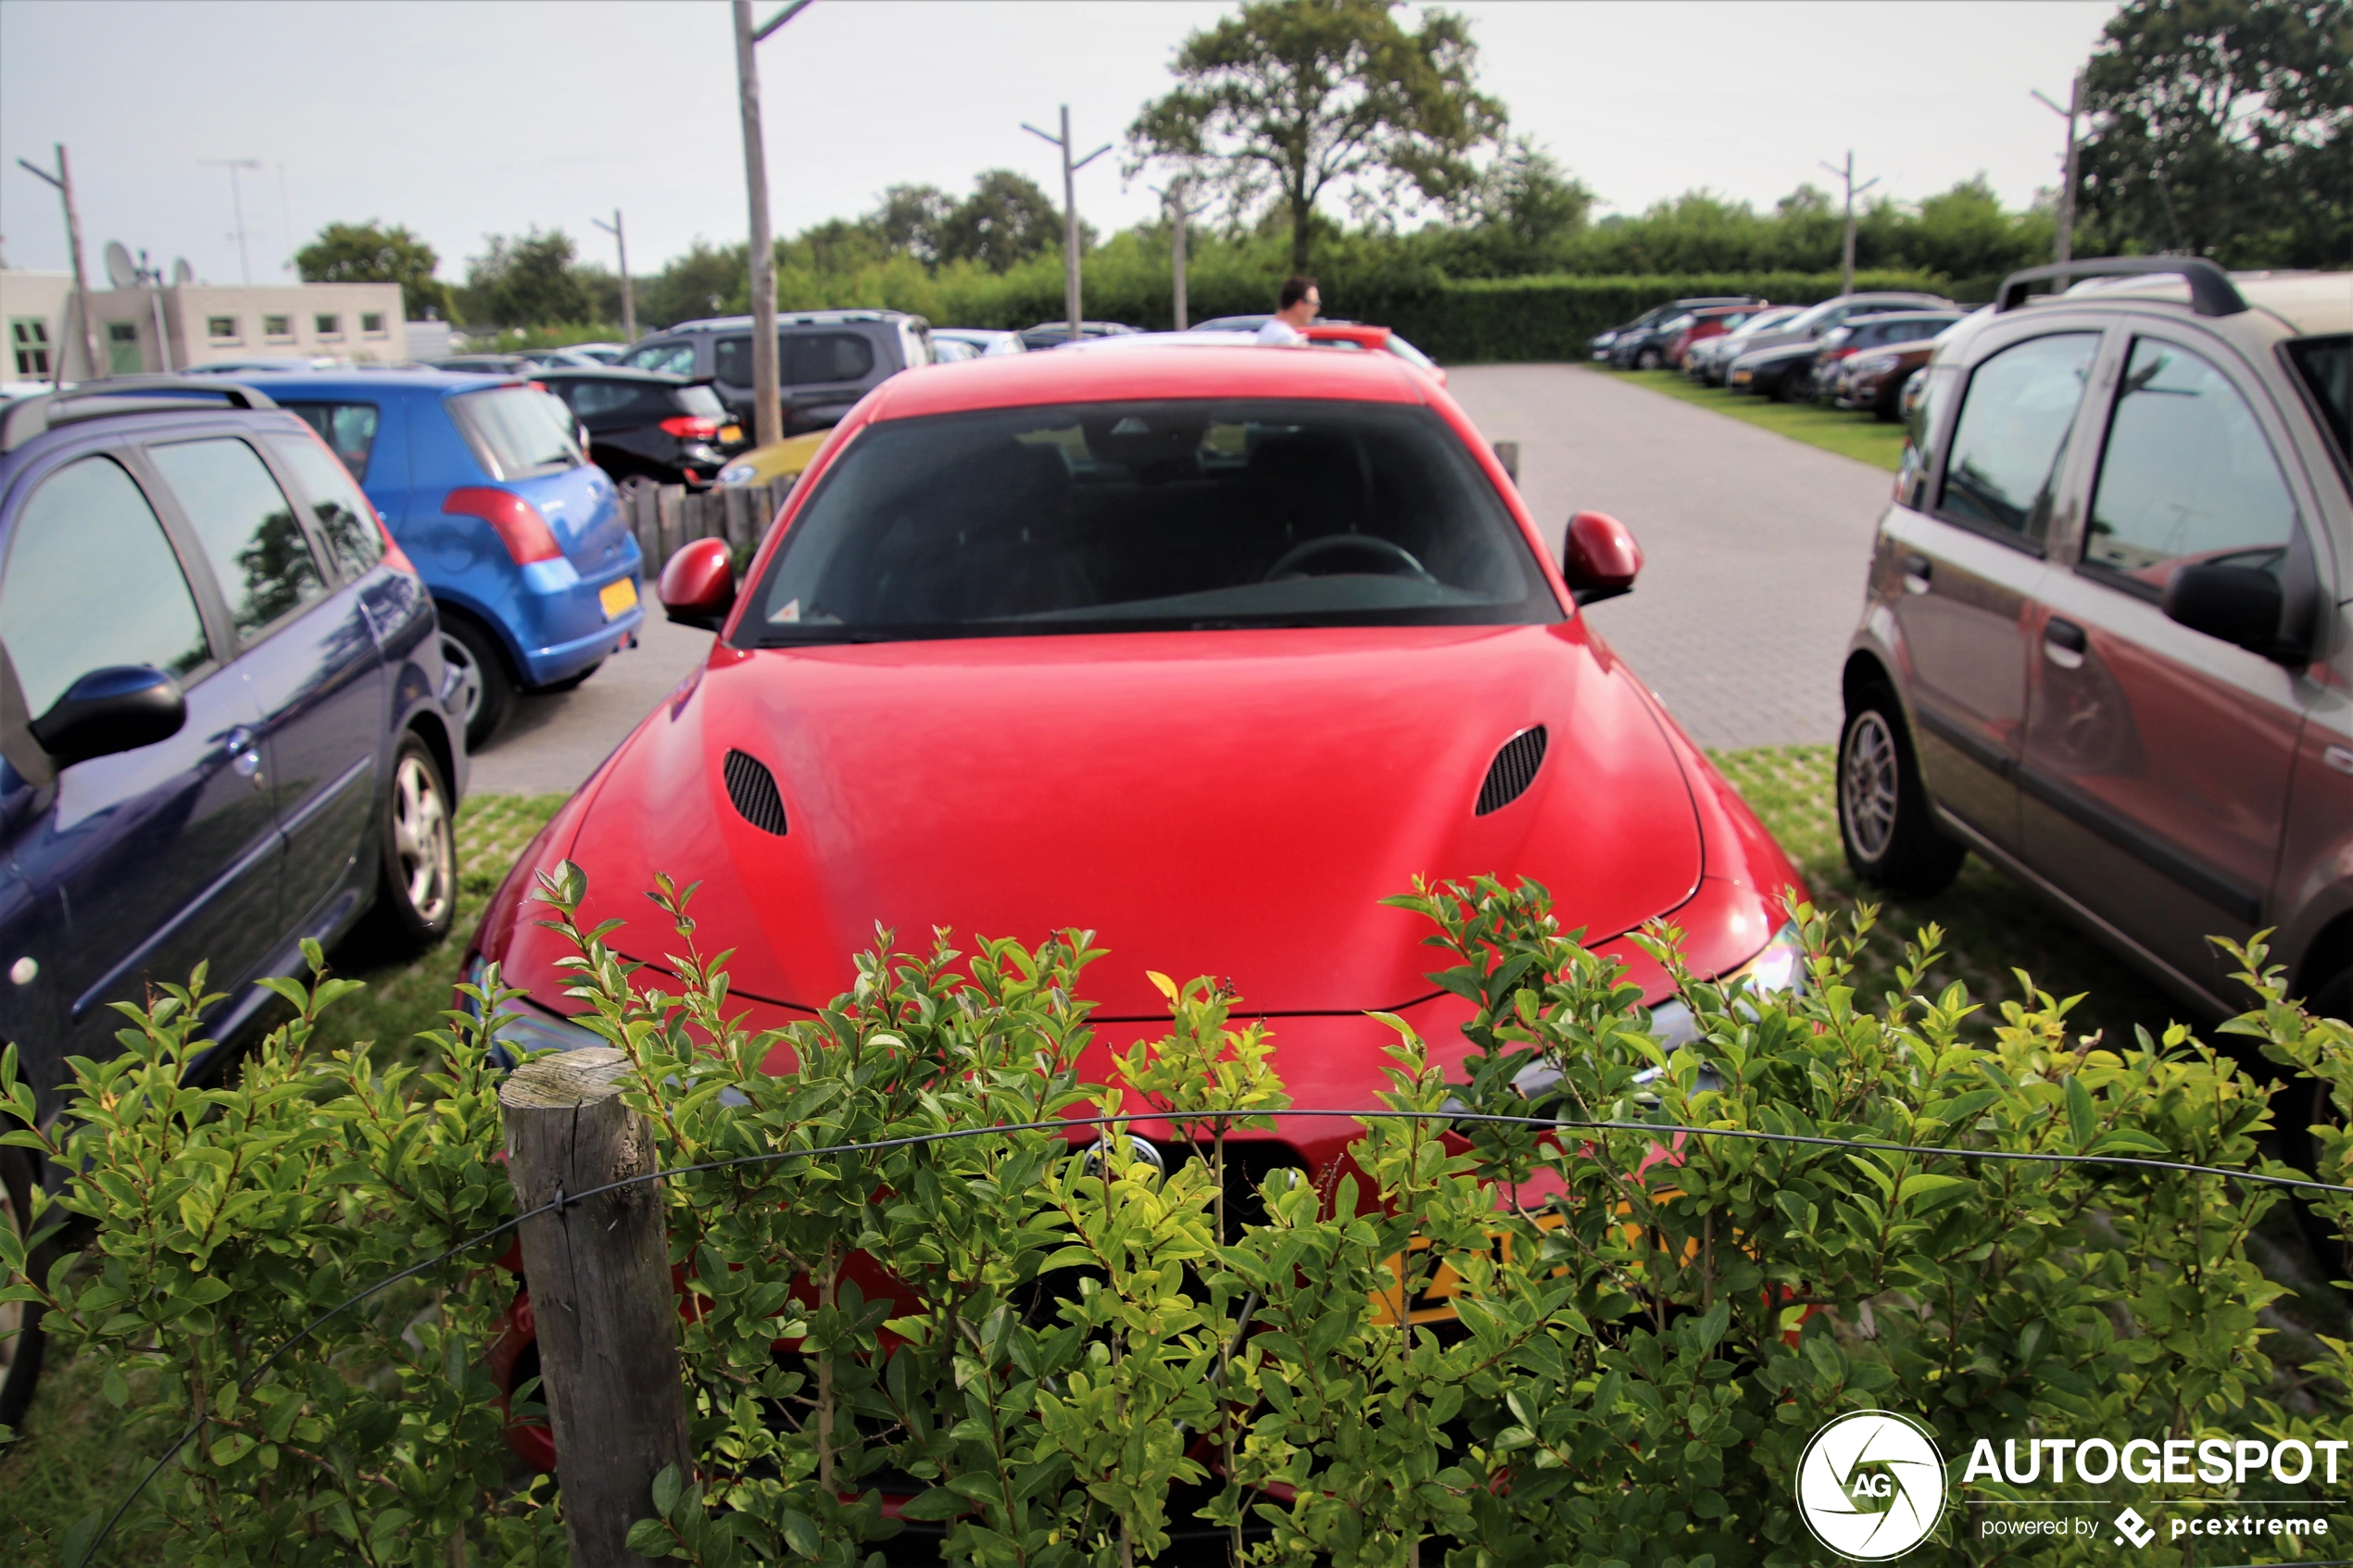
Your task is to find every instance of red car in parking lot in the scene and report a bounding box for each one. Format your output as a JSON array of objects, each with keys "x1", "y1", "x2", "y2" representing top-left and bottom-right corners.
[{"x1": 464, "y1": 343, "x2": 1806, "y2": 1451}]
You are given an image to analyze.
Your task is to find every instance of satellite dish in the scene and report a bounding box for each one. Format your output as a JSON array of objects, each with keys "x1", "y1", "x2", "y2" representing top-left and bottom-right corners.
[
  {"x1": 172, "y1": 257, "x2": 195, "y2": 285},
  {"x1": 104, "y1": 240, "x2": 137, "y2": 290}
]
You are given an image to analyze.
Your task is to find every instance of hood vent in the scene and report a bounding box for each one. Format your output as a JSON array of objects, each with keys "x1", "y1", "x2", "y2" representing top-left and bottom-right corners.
[
  {"x1": 1476, "y1": 725, "x2": 1549, "y2": 815},
  {"x1": 723, "y1": 748, "x2": 788, "y2": 835}
]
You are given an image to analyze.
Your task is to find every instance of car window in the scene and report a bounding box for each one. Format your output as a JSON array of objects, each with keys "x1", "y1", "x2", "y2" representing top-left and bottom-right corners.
[
  {"x1": 2082, "y1": 337, "x2": 2298, "y2": 592},
  {"x1": 447, "y1": 387, "x2": 582, "y2": 479},
  {"x1": 750, "y1": 398, "x2": 1558, "y2": 642},
  {"x1": 1937, "y1": 332, "x2": 2100, "y2": 547},
  {"x1": 622, "y1": 341, "x2": 698, "y2": 376},
  {"x1": 279, "y1": 400, "x2": 381, "y2": 483},
  {"x1": 270, "y1": 434, "x2": 385, "y2": 579},
  {"x1": 146, "y1": 437, "x2": 330, "y2": 645},
  {"x1": 2284, "y1": 334, "x2": 2349, "y2": 465},
  {"x1": 790, "y1": 332, "x2": 876, "y2": 385},
  {"x1": 676, "y1": 384, "x2": 727, "y2": 420},
  {"x1": 713, "y1": 335, "x2": 755, "y2": 385},
  {"x1": 568, "y1": 380, "x2": 644, "y2": 420},
  {"x1": 0, "y1": 455, "x2": 209, "y2": 716}
]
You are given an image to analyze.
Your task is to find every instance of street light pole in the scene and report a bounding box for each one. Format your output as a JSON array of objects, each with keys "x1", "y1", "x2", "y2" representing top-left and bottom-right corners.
[
  {"x1": 200, "y1": 158, "x2": 263, "y2": 285},
  {"x1": 1023, "y1": 107, "x2": 1111, "y2": 343},
  {"x1": 1818, "y1": 150, "x2": 1880, "y2": 297},
  {"x1": 16, "y1": 144, "x2": 103, "y2": 384},
  {"x1": 592, "y1": 209, "x2": 635, "y2": 343},
  {"x1": 2032, "y1": 69, "x2": 2085, "y2": 266},
  {"x1": 1152, "y1": 175, "x2": 1207, "y2": 331},
  {"x1": 734, "y1": 0, "x2": 813, "y2": 449}
]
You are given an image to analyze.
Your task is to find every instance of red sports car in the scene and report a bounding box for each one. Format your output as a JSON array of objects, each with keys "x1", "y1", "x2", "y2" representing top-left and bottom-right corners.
[{"x1": 465, "y1": 344, "x2": 1805, "y2": 1449}]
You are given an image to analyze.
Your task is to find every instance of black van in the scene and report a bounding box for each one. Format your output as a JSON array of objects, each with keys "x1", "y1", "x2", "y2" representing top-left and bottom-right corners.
[{"x1": 612, "y1": 309, "x2": 931, "y2": 435}]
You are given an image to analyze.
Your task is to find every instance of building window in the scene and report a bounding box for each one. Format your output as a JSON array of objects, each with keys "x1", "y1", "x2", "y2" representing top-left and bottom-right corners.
[
  {"x1": 263, "y1": 314, "x2": 292, "y2": 340},
  {"x1": 208, "y1": 315, "x2": 239, "y2": 342},
  {"x1": 314, "y1": 312, "x2": 342, "y2": 339},
  {"x1": 8, "y1": 319, "x2": 50, "y2": 376},
  {"x1": 360, "y1": 312, "x2": 385, "y2": 335},
  {"x1": 107, "y1": 320, "x2": 142, "y2": 374}
]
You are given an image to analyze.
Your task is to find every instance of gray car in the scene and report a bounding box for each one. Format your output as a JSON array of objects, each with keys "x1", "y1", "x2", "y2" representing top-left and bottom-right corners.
[
  {"x1": 1836, "y1": 257, "x2": 2351, "y2": 1070},
  {"x1": 1723, "y1": 291, "x2": 1957, "y2": 392},
  {"x1": 614, "y1": 309, "x2": 931, "y2": 436}
]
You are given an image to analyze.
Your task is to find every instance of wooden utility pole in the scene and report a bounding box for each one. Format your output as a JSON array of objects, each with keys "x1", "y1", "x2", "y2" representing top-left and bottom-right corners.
[
  {"x1": 1158, "y1": 175, "x2": 1207, "y2": 332},
  {"x1": 592, "y1": 209, "x2": 636, "y2": 343},
  {"x1": 2032, "y1": 70, "x2": 2085, "y2": 266},
  {"x1": 15, "y1": 144, "x2": 103, "y2": 383},
  {"x1": 500, "y1": 1047, "x2": 690, "y2": 1568},
  {"x1": 1818, "y1": 150, "x2": 1880, "y2": 297},
  {"x1": 1024, "y1": 107, "x2": 1111, "y2": 343},
  {"x1": 733, "y1": 2, "x2": 781, "y2": 446}
]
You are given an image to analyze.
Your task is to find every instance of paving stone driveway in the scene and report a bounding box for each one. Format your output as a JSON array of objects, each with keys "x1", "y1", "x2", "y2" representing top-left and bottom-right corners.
[{"x1": 1448, "y1": 364, "x2": 1895, "y2": 749}]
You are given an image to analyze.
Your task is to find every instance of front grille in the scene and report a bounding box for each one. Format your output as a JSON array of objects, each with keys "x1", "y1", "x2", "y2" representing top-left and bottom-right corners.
[
  {"x1": 723, "y1": 748, "x2": 787, "y2": 835},
  {"x1": 1476, "y1": 725, "x2": 1549, "y2": 815}
]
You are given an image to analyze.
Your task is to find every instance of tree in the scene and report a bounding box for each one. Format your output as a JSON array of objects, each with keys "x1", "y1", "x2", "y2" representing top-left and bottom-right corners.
[
  {"x1": 296, "y1": 220, "x2": 451, "y2": 320},
  {"x1": 937, "y1": 169, "x2": 1068, "y2": 273},
  {"x1": 2078, "y1": 0, "x2": 2350, "y2": 268},
  {"x1": 872, "y1": 184, "x2": 953, "y2": 266},
  {"x1": 460, "y1": 228, "x2": 592, "y2": 328},
  {"x1": 636, "y1": 239, "x2": 748, "y2": 328},
  {"x1": 1128, "y1": 0, "x2": 1505, "y2": 269}
]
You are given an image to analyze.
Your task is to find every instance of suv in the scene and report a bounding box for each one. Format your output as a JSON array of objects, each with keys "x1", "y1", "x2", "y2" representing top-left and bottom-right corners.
[
  {"x1": 614, "y1": 309, "x2": 930, "y2": 435},
  {"x1": 0, "y1": 378, "x2": 469, "y2": 1421},
  {"x1": 1837, "y1": 257, "x2": 2351, "y2": 1061}
]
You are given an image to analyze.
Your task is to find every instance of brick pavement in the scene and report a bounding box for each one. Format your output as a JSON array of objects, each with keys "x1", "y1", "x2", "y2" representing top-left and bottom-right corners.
[{"x1": 1447, "y1": 364, "x2": 1895, "y2": 749}]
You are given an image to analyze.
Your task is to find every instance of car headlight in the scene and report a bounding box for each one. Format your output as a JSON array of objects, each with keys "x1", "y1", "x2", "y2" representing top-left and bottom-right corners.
[
  {"x1": 715, "y1": 462, "x2": 756, "y2": 486},
  {"x1": 1510, "y1": 921, "x2": 1808, "y2": 1098},
  {"x1": 1853, "y1": 354, "x2": 1899, "y2": 375},
  {"x1": 463, "y1": 954, "x2": 608, "y2": 1066}
]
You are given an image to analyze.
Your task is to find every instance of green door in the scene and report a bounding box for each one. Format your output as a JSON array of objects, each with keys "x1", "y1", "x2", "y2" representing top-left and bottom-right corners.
[{"x1": 107, "y1": 321, "x2": 142, "y2": 374}]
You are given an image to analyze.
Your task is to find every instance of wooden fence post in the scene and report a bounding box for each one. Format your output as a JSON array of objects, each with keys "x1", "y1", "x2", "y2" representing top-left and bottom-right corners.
[{"x1": 499, "y1": 1047, "x2": 689, "y2": 1566}]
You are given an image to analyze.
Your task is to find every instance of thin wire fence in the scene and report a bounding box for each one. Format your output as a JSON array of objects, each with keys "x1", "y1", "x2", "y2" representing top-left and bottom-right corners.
[{"x1": 67, "y1": 1103, "x2": 2353, "y2": 1565}]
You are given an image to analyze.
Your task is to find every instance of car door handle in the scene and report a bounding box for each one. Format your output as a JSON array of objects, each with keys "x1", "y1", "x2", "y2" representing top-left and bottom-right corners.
[
  {"x1": 1900, "y1": 553, "x2": 1932, "y2": 595},
  {"x1": 2044, "y1": 617, "x2": 2087, "y2": 670},
  {"x1": 226, "y1": 725, "x2": 265, "y2": 785}
]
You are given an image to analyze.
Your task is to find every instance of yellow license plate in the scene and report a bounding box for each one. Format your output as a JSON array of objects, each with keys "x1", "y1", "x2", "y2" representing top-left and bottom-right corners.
[
  {"x1": 719, "y1": 423, "x2": 742, "y2": 445},
  {"x1": 598, "y1": 577, "x2": 638, "y2": 621},
  {"x1": 1731, "y1": 370, "x2": 1752, "y2": 383}
]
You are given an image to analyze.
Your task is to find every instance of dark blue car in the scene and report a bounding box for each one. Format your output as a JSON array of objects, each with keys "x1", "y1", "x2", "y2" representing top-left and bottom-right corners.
[
  {"x1": 0, "y1": 376, "x2": 472, "y2": 1422},
  {"x1": 231, "y1": 370, "x2": 645, "y2": 746}
]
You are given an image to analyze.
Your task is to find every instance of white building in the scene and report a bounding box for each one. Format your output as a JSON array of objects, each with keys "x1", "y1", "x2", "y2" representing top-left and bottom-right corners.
[{"x1": 1, "y1": 270, "x2": 407, "y2": 379}]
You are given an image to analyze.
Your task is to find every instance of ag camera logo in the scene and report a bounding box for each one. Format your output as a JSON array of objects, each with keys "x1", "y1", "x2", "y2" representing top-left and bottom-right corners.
[{"x1": 1797, "y1": 1411, "x2": 1948, "y2": 1561}]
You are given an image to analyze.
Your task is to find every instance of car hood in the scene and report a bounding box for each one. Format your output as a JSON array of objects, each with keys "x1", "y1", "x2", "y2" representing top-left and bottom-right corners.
[{"x1": 569, "y1": 622, "x2": 1704, "y2": 1019}]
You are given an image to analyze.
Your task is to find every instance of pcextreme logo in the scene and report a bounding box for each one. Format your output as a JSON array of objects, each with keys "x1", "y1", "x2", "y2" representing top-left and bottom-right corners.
[{"x1": 1796, "y1": 1410, "x2": 1949, "y2": 1562}]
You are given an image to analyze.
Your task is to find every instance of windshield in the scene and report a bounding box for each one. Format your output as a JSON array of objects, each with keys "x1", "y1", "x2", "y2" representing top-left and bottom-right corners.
[
  {"x1": 747, "y1": 399, "x2": 1558, "y2": 644},
  {"x1": 1729, "y1": 309, "x2": 1798, "y2": 340},
  {"x1": 447, "y1": 387, "x2": 582, "y2": 478}
]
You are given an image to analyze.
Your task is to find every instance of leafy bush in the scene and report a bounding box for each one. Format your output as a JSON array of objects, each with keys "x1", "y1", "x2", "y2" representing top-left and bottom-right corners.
[{"x1": 6, "y1": 878, "x2": 2348, "y2": 1566}]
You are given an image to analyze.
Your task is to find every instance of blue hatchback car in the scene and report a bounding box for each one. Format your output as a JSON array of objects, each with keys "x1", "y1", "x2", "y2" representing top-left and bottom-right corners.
[
  {"x1": 0, "y1": 376, "x2": 471, "y2": 1423},
  {"x1": 231, "y1": 370, "x2": 646, "y2": 746}
]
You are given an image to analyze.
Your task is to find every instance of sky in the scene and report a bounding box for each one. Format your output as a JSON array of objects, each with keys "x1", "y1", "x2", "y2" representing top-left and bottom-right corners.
[{"x1": 0, "y1": 0, "x2": 2122, "y2": 290}]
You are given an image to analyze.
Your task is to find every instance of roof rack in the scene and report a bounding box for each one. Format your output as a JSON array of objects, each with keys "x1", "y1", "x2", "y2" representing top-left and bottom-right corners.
[
  {"x1": 1, "y1": 375, "x2": 278, "y2": 456},
  {"x1": 1994, "y1": 256, "x2": 2247, "y2": 318}
]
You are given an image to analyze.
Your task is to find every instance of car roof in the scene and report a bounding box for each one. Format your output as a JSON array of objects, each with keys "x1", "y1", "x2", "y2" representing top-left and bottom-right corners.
[
  {"x1": 651, "y1": 307, "x2": 920, "y2": 336},
  {"x1": 0, "y1": 375, "x2": 288, "y2": 456},
  {"x1": 533, "y1": 367, "x2": 694, "y2": 384},
  {"x1": 867, "y1": 341, "x2": 1426, "y2": 422},
  {"x1": 216, "y1": 369, "x2": 529, "y2": 398},
  {"x1": 2020, "y1": 270, "x2": 2351, "y2": 337}
]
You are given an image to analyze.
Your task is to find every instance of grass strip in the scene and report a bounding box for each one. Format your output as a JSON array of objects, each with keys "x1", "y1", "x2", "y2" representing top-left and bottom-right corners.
[{"x1": 1597, "y1": 365, "x2": 1910, "y2": 472}]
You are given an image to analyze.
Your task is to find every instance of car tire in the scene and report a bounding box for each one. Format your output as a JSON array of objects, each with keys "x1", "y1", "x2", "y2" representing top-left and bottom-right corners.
[
  {"x1": 1637, "y1": 348, "x2": 1663, "y2": 370},
  {"x1": 2282, "y1": 966, "x2": 2350, "y2": 1276},
  {"x1": 0, "y1": 1144, "x2": 51, "y2": 1433},
  {"x1": 1838, "y1": 688, "x2": 1964, "y2": 898},
  {"x1": 353, "y1": 733, "x2": 459, "y2": 958},
  {"x1": 438, "y1": 616, "x2": 513, "y2": 750}
]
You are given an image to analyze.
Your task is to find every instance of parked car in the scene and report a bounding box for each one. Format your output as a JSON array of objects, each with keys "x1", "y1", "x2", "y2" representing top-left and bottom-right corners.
[
  {"x1": 928, "y1": 338, "x2": 978, "y2": 363},
  {"x1": 1589, "y1": 296, "x2": 1764, "y2": 361},
  {"x1": 1683, "y1": 306, "x2": 1806, "y2": 385},
  {"x1": 532, "y1": 369, "x2": 742, "y2": 495},
  {"x1": 188, "y1": 356, "x2": 352, "y2": 375},
  {"x1": 1806, "y1": 311, "x2": 1967, "y2": 408},
  {"x1": 716, "y1": 430, "x2": 828, "y2": 488},
  {"x1": 459, "y1": 340, "x2": 1810, "y2": 1465},
  {"x1": 430, "y1": 355, "x2": 538, "y2": 375},
  {"x1": 614, "y1": 309, "x2": 930, "y2": 435},
  {"x1": 226, "y1": 370, "x2": 645, "y2": 748},
  {"x1": 1661, "y1": 305, "x2": 1778, "y2": 369},
  {"x1": 1827, "y1": 315, "x2": 1969, "y2": 420},
  {"x1": 553, "y1": 342, "x2": 625, "y2": 365},
  {"x1": 1727, "y1": 338, "x2": 1829, "y2": 400},
  {"x1": 929, "y1": 327, "x2": 1026, "y2": 358},
  {"x1": 1836, "y1": 257, "x2": 2351, "y2": 1192},
  {"x1": 517, "y1": 348, "x2": 612, "y2": 370},
  {"x1": 1719, "y1": 292, "x2": 1958, "y2": 381},
  {"x1": 1018, "y1": 320, "x2": 1141, "y2": 351},
  {"x1": 0, "y1": 376, "x2": 470, "y2": 1424}
]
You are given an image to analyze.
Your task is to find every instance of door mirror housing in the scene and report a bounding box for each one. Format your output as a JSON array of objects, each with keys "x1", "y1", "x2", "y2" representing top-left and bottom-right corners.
[
  {"x1": 2161, "y1": 562, "x2": 2303, "y2": 663},
  {"x1": 659, "y1": 537, "x2": 737, "y2": 631},
  {"x1": 29, "y1": 666, "x2": 187, "y2": 767},
  {"x1": 1562, "y1": 510, "x2": 1642, "y2": 606}
]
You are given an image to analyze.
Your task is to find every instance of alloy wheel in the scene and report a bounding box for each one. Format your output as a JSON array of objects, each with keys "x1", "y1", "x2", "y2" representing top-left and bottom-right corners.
[
  {"x1": 439, "y1": 630, "x2": 484, "y2": 730},
  {"x1": 392, "y1": 753, "x2": 455, "y2": 928},
  {"x1": 1842, "y1": 710, "x2": 1901, "y2": 862}
]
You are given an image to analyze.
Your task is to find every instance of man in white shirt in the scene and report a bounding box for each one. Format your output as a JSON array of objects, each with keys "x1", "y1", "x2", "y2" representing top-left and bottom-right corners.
[{"x1": 1255, "y1": 276, "x2": 1320, "y2": 345}]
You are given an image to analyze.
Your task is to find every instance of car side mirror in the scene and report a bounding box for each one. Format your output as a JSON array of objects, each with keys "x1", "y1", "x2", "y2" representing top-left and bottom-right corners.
[
  {"x1": 2161, "y1": 562, "x2": 2301, "y2": 662},
  {"x1": 1563, "y1": 510, "x2": 1642, "y2": 607},
  {"x1": 29, "y1": 665, "x2": 186, "y2": 767},
  {"x1": 659, "y1": 536, "x2": 736, "y2": 631}
]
